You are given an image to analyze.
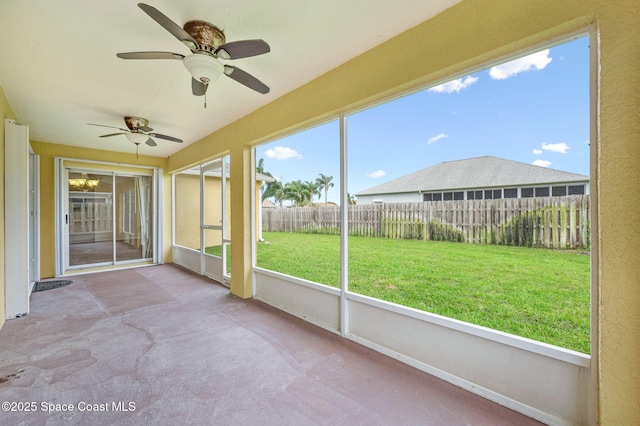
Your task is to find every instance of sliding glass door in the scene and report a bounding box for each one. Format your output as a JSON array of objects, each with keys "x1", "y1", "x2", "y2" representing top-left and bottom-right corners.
[
  {"x1": 115, "y1": 175, "x2": 153, "y2": 262},
  {"x1": 65, "y1": 168, "x2": 155, "y2": 271},
  {"x1": 68, "y1": 171, "x2": 114, "y2": 267}
]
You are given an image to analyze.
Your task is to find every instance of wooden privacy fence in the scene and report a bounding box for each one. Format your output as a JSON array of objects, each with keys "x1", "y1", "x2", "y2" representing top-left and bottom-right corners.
[{"x1": 262, "y1": 195, "x2": 590, "y2": 249}]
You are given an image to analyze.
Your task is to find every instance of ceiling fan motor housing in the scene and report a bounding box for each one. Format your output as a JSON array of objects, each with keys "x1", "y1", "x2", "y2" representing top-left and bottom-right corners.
[
  {"x1": 183, "y1": 20, "x2": 226, "y2": 53},
  {"x1": 124, "y1": 116, "x2": 149, "y2": 130}
]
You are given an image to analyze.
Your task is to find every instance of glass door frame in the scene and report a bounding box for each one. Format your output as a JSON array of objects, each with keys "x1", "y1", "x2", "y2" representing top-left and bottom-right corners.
[
  {"x1": 54, "y1": 158, "x2": 163, "y2": 276},
  {"x1": 65, "y1": 168, "x2": 115, "y2": 270}
]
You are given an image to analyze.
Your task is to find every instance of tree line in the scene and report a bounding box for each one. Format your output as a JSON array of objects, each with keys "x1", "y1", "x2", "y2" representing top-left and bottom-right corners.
[{"x1": 257, "y1": 158, "x2": 354, "y2": 207}]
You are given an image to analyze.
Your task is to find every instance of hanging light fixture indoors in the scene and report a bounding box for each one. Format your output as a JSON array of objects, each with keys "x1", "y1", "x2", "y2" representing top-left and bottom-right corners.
[{"x1": 68, "y1": 173, "x2": 100, "y2": 192}]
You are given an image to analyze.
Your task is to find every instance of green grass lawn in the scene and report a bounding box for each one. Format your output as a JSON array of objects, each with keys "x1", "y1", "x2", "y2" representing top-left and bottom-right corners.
[{"x1": 251, "y1": 231, "x2": 591, "y2": 353}]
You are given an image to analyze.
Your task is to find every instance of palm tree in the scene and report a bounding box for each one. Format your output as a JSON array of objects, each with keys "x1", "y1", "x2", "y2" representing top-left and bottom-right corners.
[
  {"x1": 273, "y1": 183, "x2": 286, "y2": 207},
  {"x1": 256, "y1": 158, "x2": 267, "y2": 174},
  {"x1": 263, "y1": 180, "x2": 285, "y2": 206},
  {"x1": 257, "y1": 157, "x2": 277, "y2": 202},
  {"x1": 316, "y1": 173, "x2": 334, "y2": 206},
  {"x1": 284, "y1": 180, "x2": 311, "y2": 206},
  {"x1": 257, "y1": 158, "x2": 289, "y2": 207},
  {"x1": 304, "y1": 180, "x2": 321, "y2": 206}
]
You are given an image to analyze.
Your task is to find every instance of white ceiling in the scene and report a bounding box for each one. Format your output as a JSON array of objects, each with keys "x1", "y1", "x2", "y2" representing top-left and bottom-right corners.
[{"x1": 0, "y1": 0, "x2": 460, "y2": 158}]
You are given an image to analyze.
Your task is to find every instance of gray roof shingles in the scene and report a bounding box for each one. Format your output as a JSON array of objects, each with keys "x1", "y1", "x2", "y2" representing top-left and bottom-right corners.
[{"x1": 357, "y1": 156, "x2": 588, "y2": 196}]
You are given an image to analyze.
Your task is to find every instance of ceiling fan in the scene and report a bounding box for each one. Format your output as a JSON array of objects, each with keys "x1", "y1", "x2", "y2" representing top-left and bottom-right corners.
[
  {"x1": 117, "y1": 3, "x2": 270, "y2": 107},
  {"x1": 88, "y1": 116, "x2": 182, "y2": 158}
]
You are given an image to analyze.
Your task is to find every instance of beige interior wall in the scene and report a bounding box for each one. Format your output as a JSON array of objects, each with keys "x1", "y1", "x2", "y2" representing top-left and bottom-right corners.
[
  {"x1": 166, "y1": 0, "x2": 640, "y2": 422},
  {"x1": 0, "y1": 85, "x2": 17, "y2": 327},
  {"x1": 30, "y1": 141, "x2": 170, "y2": 278}
]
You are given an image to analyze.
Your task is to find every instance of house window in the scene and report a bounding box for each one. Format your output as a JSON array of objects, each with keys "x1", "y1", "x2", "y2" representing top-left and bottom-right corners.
[
  {"x1": 423, "y1": 193, "x2": 433, "y2": 202},
  {"x1": 432, "y1": 193, "x2": 442, "y2": 201},
  {"x1": 454, "y1": 191, "x2": 464, "y2": 200},
  {"x1": 484, "y1": 190, "x2": 493, "y2": 199},
  {"x1": 503, "y1": 188, "x2": 518, "y2": 198},
  {"x1": 493, "y1": 189, "x2": 502, "y2": 199},
  {"x1": 552, "y1": 186, "x2": 567, "y2": 196},
  {"x1": 535, "y1": 187, "x2": 550, "y2": 197},
  {"x1": 467, "y1": 191, "x2": 475, "y2": 200},
  {"x1": 475, "y1": 190, "x2": 484, "y2": 200},
  {"x1": 521, "y1": 187, "x2": 534, "y2": 198},
  {"x1": 568, "y1": 185, "x2": 585, "y2": 195}
]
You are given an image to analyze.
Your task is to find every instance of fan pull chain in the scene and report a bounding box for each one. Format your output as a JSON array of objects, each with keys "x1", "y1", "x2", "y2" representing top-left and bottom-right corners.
[
  {"x1": 136, "y1": 143, "x2": 139, "y2": 163},
  {"x1": 204, "y1": 90, "x2": 207, "y2": 109}
]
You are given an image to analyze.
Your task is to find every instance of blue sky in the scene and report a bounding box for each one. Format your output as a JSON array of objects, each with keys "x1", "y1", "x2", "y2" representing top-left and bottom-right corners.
[{"x1": 256, "y1": 36, "x2": 590, "y2": 204}]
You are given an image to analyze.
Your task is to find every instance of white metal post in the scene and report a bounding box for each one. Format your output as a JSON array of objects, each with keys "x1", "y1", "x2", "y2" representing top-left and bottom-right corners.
[{"x1": 340, "y1": 113, "x2": 349, "y2": 336}]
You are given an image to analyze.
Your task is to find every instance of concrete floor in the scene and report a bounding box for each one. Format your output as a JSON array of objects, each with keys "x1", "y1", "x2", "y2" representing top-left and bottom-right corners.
[{"x1": 0, "y1": 264, "x2": 543, "y2": 425}]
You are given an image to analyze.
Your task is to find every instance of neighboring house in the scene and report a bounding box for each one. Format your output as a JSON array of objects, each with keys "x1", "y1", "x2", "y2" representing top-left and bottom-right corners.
[
  {"x1": 356, "y1": 156, "x2": 589, "y2": 204},
  {"x1": 262, "y1": 199, "x2": 276, "y2": 209}
]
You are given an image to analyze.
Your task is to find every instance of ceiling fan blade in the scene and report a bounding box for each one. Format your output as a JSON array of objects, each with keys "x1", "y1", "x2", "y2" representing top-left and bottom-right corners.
[
  {"x1": 99, "y1": 132, "x2": 128, "y2": 138},
  {"x1": 145, "y1": 138, "x2": 157, "y2": 147},
  {"x1": 138, "y1": 3, "x2": 197, "y2": 51},
  {"x1": 117, "y1": 51, "x2": 184, "y2": 60},
  {"x1": 215, "y1": 40, "x2": 270, "y2": 60},
  {"x1": 138, "y1": 126, "x2": 153, "y2": 132},
  {"x1": 192, "y1": 78, "x2": 208, "y2": 96},
  {"x1": 149, "y1": 133, "x2": 183, "y2": 143},
  {"x1": 88, "y1": 123, "x2": 129, "y2": 132},
  {"x1": 223, "y1": 65, "x2": 270, "y2": 94}
]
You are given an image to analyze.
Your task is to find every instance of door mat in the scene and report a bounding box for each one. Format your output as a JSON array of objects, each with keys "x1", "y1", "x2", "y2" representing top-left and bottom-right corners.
[{"x1": 33, "y1": 280, "x2": 72, "y2": 292}]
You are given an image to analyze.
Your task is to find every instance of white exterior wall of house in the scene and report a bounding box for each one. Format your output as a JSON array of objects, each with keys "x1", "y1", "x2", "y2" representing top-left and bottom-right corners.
[
  {"x1": 357, "y1": 191, "x2": 422, "y2": 204},
  {"x1": 358, "y1": 181, "x2": 590, "y2": 204}
]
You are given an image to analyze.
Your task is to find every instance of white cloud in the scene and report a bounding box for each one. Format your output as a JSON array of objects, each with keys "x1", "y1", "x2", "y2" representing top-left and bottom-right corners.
[
  {"x1": 532, "y1": 149, "x2": 543, "y2": 155},
  {"x1": 428, "y1": 76, "x2": 479, "y2": 93},
  {"x1": 541, "y1": 142, "x2": 570, "y2": 154},
  {"x1": 264, "y1": 146, "x2": 303, "y2": 160},
  {"x1": 489, "y1": 49, "x2": 552, "y2": 80},
  {"x1": 532, "y1": 159, "x2": 552, "y2": 168},
  {"x1": 367, "y1": 170, "x2": 386, "y2": 179},
  {"x1": 428, "y1": 133, "x2": 449, "y2": 144}
]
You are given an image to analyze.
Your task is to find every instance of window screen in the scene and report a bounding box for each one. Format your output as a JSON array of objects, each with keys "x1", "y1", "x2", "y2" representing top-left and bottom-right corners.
[
  {"x1": 568, "y1": 185, "x2": 585, "y2": 195},
  {"x1": 504, "y1": 188, "x2": 518, "y2": 198},
  {"x1": 535, "y1": 187, "x2": 550, "y2": 197}
]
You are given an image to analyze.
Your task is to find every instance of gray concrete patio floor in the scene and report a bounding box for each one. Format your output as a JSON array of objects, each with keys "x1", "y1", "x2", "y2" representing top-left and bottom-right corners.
[{"x1": 0, "y1": 264, "x2": 543, "y2": 425}]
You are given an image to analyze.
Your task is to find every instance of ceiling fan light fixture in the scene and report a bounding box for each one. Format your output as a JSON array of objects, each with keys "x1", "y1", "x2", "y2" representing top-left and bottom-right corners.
[
  {"x1": 183, "y1": 54, "x2": 223, "y2": 85},
  {"x1": 126, "y1": 132, "x2": 149, "y2": 144}
]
